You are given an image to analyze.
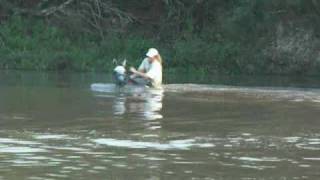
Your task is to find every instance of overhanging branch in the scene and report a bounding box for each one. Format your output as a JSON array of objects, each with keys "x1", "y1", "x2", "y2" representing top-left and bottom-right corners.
[{"x1": 39, "y1": 0, "x2": 75, "y2": 16}]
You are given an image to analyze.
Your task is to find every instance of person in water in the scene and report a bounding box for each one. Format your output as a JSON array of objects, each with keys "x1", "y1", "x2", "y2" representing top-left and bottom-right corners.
[{"x1": 129, "y1": 48, "x2": 163, "y2": 88}]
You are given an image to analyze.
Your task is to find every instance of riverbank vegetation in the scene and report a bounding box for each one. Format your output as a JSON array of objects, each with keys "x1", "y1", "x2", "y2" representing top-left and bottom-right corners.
[{"x1": 1, "y1": 0, "x2": 320, "y2": 75}]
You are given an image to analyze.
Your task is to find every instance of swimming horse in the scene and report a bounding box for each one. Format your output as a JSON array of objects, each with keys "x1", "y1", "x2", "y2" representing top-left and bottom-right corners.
[{"x1": 112, "y1": 59, "x2": 127, "y2": 86}]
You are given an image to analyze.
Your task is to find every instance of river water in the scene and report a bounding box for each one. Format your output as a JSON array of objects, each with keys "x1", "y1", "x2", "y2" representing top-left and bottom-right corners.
[{"x1": 0, "y1": 71, "x2": 320, "y2": 180}]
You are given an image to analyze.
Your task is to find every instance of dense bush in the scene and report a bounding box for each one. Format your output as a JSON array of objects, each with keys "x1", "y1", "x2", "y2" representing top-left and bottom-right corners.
[{"x1": 1, "y1": 0, "x2": 320, "y2": 75}]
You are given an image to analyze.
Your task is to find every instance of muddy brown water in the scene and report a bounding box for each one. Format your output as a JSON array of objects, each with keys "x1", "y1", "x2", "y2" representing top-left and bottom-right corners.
[{"x1": 0, "y1": 71, "x2": 320, "y2": 180}]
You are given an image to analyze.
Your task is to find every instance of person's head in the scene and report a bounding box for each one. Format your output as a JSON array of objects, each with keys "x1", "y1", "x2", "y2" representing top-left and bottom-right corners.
[{"x1": 146, "y1": 48, "x2": 162, "y2": 64}]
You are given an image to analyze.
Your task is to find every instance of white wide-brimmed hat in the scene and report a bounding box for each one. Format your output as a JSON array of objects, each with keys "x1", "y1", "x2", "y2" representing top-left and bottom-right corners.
[{"x1": 146, "y1": 48, "x2": 159, "y2": 57}]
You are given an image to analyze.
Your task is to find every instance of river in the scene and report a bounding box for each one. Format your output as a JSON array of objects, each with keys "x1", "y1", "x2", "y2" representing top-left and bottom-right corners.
[{"x1": 0, "y1": 71, "x2": 320, "y2": 180}]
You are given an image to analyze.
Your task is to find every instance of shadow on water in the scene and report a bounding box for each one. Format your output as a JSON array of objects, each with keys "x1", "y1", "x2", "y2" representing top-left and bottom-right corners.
[{"x1": 2, "y1": 70, "x2": 320, "y2": 88}]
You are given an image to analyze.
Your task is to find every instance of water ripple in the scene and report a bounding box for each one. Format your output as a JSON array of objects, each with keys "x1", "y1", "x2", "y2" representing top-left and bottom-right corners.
[
  {"x1": 93, "y1": 138, "x2": 215, "y2": 150},
  {"x1": 0, "y1": 147, "x2": 47, "y2": 153}
]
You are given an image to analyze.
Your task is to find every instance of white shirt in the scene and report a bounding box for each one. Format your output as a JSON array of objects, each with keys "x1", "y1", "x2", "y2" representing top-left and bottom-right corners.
[{"x1": 138, "y1": 58, "x2": 162, "y2": 88}]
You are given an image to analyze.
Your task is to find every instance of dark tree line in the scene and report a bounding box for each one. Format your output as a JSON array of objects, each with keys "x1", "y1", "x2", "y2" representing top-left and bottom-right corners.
[
  {"x1": 2, "y1": 0, "x2": 320, "y2": 40},
  {"x1": 1, "y1": 0, "x2": 320, "y2": 74}
]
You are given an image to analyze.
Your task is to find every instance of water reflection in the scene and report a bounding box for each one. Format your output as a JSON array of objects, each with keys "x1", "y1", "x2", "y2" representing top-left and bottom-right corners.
[
  {"x1": 113, "y1": 95, "x2": 126, "y2": 115},
  {"x1": 123, "y1": 88, "x2": 163, "y2": 120},
  {"x1": 92, "y1": 83, "x2": 164, "y2": 120},
  {"x1": 2, "y1": 74, "x2": 320, "y2": 179}
]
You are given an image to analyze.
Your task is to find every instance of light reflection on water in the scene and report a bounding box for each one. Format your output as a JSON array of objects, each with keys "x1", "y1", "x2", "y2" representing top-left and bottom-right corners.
[
  {"x1": 1, "y1": 75, "x2": 320, "y2": 179},
  {"x1": 0, "y1": 130, "x2": 320, "y2": 179},
  {"x1": 91, "y1": 83, "x2": 164, "y2": 121},
  {"x1": 93, "y1": 138, "x2": 215, "y2": 150}
]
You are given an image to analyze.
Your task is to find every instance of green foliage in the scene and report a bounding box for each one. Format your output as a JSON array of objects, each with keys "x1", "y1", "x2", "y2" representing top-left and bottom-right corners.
[
  {"x1": 1, "y1": 0, "x2": 320, "y2": 75},
  {"x1": 0, "y1": 16, "x2": 156, "y2": 72}
]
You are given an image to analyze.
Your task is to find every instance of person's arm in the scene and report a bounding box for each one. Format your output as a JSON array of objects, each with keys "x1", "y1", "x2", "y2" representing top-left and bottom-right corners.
[
  {"x1": 130, "y1": 67, "x2": 151, "y2": 80},
  {"x1": 130, "y1": 58, "x2": 147, "y2": 79}
]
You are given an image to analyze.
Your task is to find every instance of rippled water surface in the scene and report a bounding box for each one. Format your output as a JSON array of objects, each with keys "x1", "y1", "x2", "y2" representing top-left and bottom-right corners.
[{"x1": 1, "y1": 71, "x2": 320, "y2": 180}]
